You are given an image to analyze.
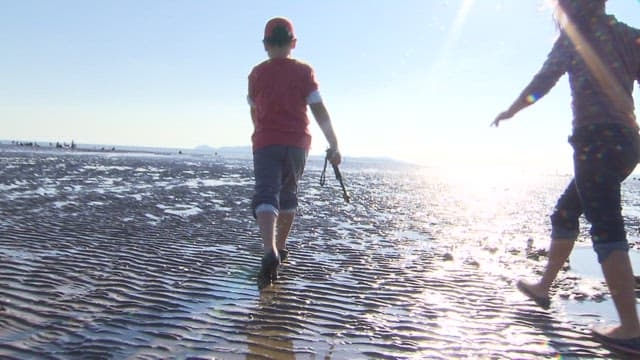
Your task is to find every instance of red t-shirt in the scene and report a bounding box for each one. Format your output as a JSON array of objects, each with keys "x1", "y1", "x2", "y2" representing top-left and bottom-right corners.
[{"x1": 248, "y1": 58, "x2": 319, "y2": 151}]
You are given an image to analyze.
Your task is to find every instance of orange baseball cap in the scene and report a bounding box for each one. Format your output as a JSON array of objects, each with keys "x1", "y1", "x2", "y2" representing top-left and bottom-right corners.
[{"x1": 264, "y1": 17, "x2": 295, "y2": 40}]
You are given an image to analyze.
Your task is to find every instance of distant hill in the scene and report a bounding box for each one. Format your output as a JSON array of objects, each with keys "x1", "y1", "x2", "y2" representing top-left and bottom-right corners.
[
  {"x1": 193, "y1": 145, "x2": 252, "y2": 158},
  {"x1": 193, "y1": 145, "x2": 216, "y2": 153},
  {"x1": 1, "y1": 139, "x2": 408, "y2": 165},
  {"x1": 192, "y1": 145, "x2": 412, "y2": 165}
]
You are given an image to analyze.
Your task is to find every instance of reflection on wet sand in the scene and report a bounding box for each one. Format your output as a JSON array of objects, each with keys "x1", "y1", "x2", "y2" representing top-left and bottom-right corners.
[
  {"x1": 0, "y1": 147, "x2": 636, "y2": 358},
  {"x1": 246, "y1": 290, "x2": 295, "y2": 360}
]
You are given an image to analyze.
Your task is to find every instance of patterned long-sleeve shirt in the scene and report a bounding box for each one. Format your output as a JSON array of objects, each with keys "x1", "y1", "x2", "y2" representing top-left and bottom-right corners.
[{"x1": 520, "y1": 15, "x2": 640, "y2": 130}]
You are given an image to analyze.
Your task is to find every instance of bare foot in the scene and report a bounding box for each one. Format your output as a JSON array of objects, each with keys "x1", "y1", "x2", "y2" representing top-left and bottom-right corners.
[
  {"x1": 517, "y1": 280, "x2": 551, "y2": 309},
  {"x1": 592, "y1": 326, "x2": 640, "y2": 355},
  {"x1": 595, "y1": 325, "x2": 640, "y2": 340},
  {"x1": 518, "y1": 280, "x2": 548, "y2": 297}
]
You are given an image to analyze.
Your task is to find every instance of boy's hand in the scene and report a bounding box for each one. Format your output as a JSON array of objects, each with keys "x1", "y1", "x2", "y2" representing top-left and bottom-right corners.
[{"x1": 327, "y1": 148, "x2": 341, "y2": 166}]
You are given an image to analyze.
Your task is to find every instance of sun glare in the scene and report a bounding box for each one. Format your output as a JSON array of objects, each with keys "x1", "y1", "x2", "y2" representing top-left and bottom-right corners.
[{"x1": 426, "y1": 0, "x2": 476, "y2": 90}]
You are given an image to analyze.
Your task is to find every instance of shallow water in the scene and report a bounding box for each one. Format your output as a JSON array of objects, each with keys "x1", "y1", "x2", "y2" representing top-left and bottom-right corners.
[{"x1": 1, "y1": 147, "x2": 640, "y2": 359}]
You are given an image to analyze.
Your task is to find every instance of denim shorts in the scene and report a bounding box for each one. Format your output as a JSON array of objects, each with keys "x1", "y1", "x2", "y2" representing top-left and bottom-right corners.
[
  {"x1": 550, "y1": 123, "x2": 640, "y2": 262},
  {"x1": 252, "y1": 145, "x2": 308, "y2": 217}
]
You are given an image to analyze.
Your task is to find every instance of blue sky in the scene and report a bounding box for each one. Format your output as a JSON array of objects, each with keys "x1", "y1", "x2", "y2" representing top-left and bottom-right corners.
[{"x1": 1, "y1": 0, "x2": 639, "y2": 167}]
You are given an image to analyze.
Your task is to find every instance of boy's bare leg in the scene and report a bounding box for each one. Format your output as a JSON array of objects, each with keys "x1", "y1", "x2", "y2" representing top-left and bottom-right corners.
[
  {"x1": 598, "y1": 250, "x2": 640, "y2": 339},
  {"x1": 519, "y1": 239, "x2": 575, "y2": 297},
  {"x1": 256, "y1": 212, "x2": 277, "y2": 255},
  {"x1": 276, "y1": 211, "x2": 295, "y2": 251}
]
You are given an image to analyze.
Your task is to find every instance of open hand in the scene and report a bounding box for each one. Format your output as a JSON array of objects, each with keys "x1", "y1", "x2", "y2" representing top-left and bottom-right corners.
[{"x1": 491, "y1": 111, "x2": 513, "y2": 127}]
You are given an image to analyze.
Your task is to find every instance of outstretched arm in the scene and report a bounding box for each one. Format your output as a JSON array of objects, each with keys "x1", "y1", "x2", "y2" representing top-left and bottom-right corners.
[
  {"x1": 492, "y1": 96, "x2": 532, "y2": 127},
  {"x1": 310, "y1": 102, "x2": 341, "y2": 165},
  {"x1": 492, "y1": 35, "x2": 569, "y2": 128}
]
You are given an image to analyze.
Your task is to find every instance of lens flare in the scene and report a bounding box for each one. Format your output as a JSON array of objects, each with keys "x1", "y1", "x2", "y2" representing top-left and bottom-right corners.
[
  {"x1": 526, "y1": 94, "x2": 539, "y2": 104},
  {"x1": 556, "y1": 5, "x2": 634, "y2": 119},
  {"x1": 425, "y1": 0, "x2": 476, "y2": 91}
]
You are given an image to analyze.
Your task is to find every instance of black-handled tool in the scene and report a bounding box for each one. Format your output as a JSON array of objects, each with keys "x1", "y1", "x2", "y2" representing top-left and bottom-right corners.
[{"x1": 320, "y1": 149, "x2": 350, "y2": 203}]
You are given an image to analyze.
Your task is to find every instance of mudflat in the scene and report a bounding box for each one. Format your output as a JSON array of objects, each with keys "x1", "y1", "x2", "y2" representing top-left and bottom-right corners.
[{"x1": 1, "y1": 146, "x2": 637, "y2": 359}]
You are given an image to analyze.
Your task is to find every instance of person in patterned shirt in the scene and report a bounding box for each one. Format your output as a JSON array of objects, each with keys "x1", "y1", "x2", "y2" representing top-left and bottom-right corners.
[{"x1": 493, "y1": 0, "x2": 640, "y2": 353}]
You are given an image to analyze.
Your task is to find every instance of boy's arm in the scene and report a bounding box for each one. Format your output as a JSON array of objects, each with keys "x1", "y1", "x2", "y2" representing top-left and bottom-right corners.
[{"x1": 309, "y1": 102, "x2": 341, "y2": 165}]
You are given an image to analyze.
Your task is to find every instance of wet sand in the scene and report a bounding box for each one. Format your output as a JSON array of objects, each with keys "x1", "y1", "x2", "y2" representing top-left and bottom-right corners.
[{"x1": 1, "y1": 146, "x2": 640, "y2": 359}]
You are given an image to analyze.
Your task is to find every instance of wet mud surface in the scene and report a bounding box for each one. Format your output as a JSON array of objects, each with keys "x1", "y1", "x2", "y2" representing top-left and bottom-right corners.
[{"x1": 2, "y1": 147, "x2": 640, "y2": 359}]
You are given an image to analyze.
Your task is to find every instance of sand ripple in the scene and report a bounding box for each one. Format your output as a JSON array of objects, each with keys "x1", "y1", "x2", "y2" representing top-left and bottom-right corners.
[{"x1": 0, "y1": 148, "x2": 627, "y2": 358}]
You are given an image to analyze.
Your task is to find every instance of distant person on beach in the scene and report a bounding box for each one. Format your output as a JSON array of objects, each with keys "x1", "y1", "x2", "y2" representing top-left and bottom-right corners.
[
  {"x1": 492, "y1": 0, "x2": 640, "y2": 353},
  {"x1": 248, "y1": 17, "x2": 341, "y2": 289}
]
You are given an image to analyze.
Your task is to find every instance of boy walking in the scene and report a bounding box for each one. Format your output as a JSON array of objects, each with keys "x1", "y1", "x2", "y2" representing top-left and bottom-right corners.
[{"x1": 247, "y1": 17, "x2": 341, "y2": 289}]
